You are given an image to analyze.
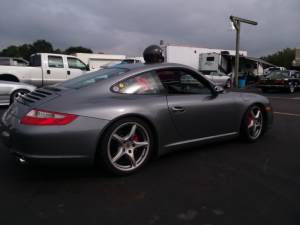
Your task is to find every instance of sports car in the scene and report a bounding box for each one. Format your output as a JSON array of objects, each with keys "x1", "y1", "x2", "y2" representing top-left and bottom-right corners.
[{"x1": 0, "y1": 63, "x2": 273, "y2": 175}]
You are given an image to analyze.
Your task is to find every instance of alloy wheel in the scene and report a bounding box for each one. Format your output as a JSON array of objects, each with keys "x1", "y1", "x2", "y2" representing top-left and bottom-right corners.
[
  {"x1": 289, "y1": 84, "x2": 295, "y2": 93},
  {"x1": 107, "y1": 122, "x2": 150, "y2": 172},
  {"x1": 247, "y1": 106, "x2": 263, "y2": 140}
]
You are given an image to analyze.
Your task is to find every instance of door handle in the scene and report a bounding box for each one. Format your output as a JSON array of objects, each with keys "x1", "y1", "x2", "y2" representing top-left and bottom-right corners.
[
  {"x1": 67, "y1": 71, "x2": 71, "y2": 75},
  {"x1": 171, "y1": 106, "x2": 185, "y2": 112},
  {"x1": 47, "y1": 70, "x2": 51, "y2": 74}
]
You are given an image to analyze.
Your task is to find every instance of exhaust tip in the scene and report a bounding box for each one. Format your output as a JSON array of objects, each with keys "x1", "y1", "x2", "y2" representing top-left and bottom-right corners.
[{"x1": 17, "y1": 157, "x2": 27, "y2": 165}]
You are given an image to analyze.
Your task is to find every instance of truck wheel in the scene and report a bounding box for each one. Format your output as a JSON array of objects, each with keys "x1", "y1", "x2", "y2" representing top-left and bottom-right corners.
[
  {"x1": 10, "y1": 89, "x2": 29, "y2": 104},
  {"x1": 288, "y1": 84, "x2": 295, "y2": 93},
  {"x1": 225, "y1": 79, "x2": 231, "y2": 89}
]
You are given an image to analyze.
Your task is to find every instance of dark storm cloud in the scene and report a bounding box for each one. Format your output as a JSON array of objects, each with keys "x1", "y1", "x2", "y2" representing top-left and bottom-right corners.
[{"x1": 0, "y1": 0, "x2": 299, "y2": 56}]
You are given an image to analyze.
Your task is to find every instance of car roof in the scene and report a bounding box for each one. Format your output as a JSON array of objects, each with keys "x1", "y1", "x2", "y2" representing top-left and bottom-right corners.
[{"x1": 113, "y1": 62, "x2": 194, "y2": 72}]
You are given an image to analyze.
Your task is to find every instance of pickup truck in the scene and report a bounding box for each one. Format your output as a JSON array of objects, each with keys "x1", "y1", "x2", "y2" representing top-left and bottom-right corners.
[
  {"x1": 0, "y1": 53, "x2": 90, "y2": 87},
  {"x1": 0, "y1": 57, "x2": 29, "y2": 66}
]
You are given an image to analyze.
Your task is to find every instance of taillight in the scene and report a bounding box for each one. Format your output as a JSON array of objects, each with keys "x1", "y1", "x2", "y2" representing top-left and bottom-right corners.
[
  {"x1": 275, "y1": 79, "x2": 284, "y2": 84},
  {"x1": 20, "y1": 109, "x2": 77, "y2": 126}
]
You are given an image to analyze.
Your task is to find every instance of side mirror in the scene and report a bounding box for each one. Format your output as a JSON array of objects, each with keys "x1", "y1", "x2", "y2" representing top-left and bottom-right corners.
[{"x1": 214, "y1": 86, "x2": 224, "y2": 94}]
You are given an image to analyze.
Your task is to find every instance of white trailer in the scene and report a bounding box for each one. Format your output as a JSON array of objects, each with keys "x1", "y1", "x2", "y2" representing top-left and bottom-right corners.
[
  {"x1": 73, "y1": 53, "x2": 126, "y2": 70},
  {"x1": 162, "y1": 44, "x2": 247, "y2": 70}
]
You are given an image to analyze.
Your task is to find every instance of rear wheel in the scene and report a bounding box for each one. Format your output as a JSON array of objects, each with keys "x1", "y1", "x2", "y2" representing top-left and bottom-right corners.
[
  {"x1": 97, "y1": 117, "x2": 153, "y2": 175},
  {"x1": 241, "y1": 105, "x2": 264, "y2": 142},
  {"x1": 10, "y1": 89, "x2": 29, "y2": 104},
  {"x1": 288, "y1": 84, "x2": 295, "y2": 93}
]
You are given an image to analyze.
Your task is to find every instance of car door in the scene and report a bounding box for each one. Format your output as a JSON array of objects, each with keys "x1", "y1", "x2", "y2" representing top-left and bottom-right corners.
[
  {"x1": 43, "y1": 55, "x2": 67, "y2": 85},
  {"x1": 66, "y1": 57, "x2": 88, "y2": 79},
  {"x1": 155, "y1": 68, "x2": 239, "y2": 141}
]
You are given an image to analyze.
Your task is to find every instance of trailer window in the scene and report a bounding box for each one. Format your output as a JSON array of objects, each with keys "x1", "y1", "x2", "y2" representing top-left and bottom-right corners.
[
  {"x1": 206, "y1": 57, "x2": 215, "y2": 61},
  {"x1": 48, "y1": 56, "x2": 64, "y2": 68}
]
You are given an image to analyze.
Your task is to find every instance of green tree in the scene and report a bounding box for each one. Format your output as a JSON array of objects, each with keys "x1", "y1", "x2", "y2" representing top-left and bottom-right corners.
[
  {"x1": 18, "y1": 44, "x2": 34, "y2": 60},
  {"x1": 32, "y1": 40, "x2": 53, "y2": 53},
  {"x1": 0, "y1": 45, "x2": 20, "y2": 57},
  {"x1": 0, "y1": 40, "x2": 94, "y2": 60},
  {"x1": 261, "y1": 48, "x2": 296, "y2": 68},
  {"x1": 64, "y1": 46, "x2": 93, "y2": 55}
]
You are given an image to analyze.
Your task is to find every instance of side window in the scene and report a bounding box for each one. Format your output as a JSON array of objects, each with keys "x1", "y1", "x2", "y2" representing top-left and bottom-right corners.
[
  {"x1": 48, "y1": 56, "x2": 64, "y2": 68},
  {"x1": 156, "y1": 69, "x2": 212, "y2": 95},
  {"x1": 67, "y1": 57, "x2": 87, "y2": 70},
  {"x1": 30, "y1": 55, "x2": 41, "y2": 67},
  {"x1": 112, "y1": 72, "x2": 162, "y2": 94}
]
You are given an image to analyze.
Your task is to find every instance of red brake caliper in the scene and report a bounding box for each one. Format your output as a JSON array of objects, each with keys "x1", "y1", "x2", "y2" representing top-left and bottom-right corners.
[
  {"x1": 248, "y1": 113, "x2": 254, "y2": 126},
  {"x1": 132, "y1": 134, "x2": 139, "y2": 142}
]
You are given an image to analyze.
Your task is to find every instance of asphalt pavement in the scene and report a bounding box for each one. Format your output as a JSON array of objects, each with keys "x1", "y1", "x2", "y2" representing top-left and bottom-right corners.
[{"x1": 0, "y1": 89, "x2": 300, "y2": 225}]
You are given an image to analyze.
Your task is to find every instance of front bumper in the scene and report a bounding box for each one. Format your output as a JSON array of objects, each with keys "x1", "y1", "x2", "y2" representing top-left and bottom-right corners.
[
  {"x1": 0, "y1": 108, "x2": 109, "y2": 165},
  {"x1": 257, "y1": 84, "x2": 288, "y2": 89}
]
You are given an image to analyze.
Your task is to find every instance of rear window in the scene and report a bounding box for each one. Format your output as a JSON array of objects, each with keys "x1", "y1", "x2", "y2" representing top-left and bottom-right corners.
[
  {"x1": 59, "y1": 68, "x2": 128, "y2": 89},
  {"x1": 30, "y1": 55, "x2": 41, "y2": 67},
  {"x1": 267, "y1": 71, "x2": 289, "y2": 79}
]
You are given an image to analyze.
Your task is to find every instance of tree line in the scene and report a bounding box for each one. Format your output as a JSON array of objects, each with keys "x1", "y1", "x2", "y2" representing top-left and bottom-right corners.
[
  {"x1": 0, "y1": 40, "x2": 94, "y2": 61},
  {"x1": 0, "y1": 40, "x2": 297, "y2": 68},
  {"x1": 261, "y1": 48, "x2": 296, "y2": 68}
]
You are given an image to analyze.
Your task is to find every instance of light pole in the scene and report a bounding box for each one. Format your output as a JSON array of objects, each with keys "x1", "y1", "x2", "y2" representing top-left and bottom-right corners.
[{"x1": 229, "y1": 16, "x2": 258, "y2": 88}]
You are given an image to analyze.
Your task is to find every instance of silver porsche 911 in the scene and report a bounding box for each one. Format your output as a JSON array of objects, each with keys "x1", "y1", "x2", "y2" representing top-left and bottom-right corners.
[
  {"x1": 0, "y1": 63, "x2": 273, "y2": 175},
  {"x1": 0, "y1": 81, "x2": 36, "y2": 106}
]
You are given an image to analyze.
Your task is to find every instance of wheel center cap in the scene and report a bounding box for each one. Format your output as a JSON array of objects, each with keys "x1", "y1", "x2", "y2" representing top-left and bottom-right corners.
[{"x1": 124, "y1": 142, "x2": 132, "y2": 149}]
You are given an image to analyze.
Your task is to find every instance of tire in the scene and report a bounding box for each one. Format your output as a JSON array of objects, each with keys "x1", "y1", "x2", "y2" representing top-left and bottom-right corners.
[
  {"x1": 225, "y1": 79, "x2": 231, "y2": 89},
  {"x1": 97, "y1": 117, "x2": 154, "y2": 175},
  {"x1": 241, "y1": 105, "x2": 265, "y2": 142},
  {"x1": 10, "y1": 89, "x2": 29, "y2": 104},
  {"x1": 288, "y1": 84, "x2": 295, "y2": 93}
]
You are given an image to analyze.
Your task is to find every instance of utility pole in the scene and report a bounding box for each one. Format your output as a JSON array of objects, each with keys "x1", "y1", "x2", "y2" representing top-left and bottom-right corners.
[{"x1": 230, "y1": 16, "x2": 258, "y2": 88}]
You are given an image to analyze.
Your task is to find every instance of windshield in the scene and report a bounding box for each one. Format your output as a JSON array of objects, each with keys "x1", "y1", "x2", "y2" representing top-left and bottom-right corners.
[
  {"x1": 58, "y1": 68, "x2": 129, "y2": 89},
  {"x1": 266, "y1": 71, "x2": 289, "y2": 79}
]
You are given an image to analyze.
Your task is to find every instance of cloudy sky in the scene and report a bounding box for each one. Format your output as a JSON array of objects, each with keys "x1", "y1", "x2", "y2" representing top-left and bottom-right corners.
[{"x1": 0, "y1": 0, "x2": 299, "y2": 57}]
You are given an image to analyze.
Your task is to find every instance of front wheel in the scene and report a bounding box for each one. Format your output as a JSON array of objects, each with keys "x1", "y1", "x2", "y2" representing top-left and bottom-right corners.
[
  {"x1": 241, "y1": 105, "x2": 264, "y2": 142},
  {"x1": 225, "y1": 79, "x2": 231, "y2": 89},
  {"x1": 97, "y1": 117, "x2": 154, "y2": 175}
]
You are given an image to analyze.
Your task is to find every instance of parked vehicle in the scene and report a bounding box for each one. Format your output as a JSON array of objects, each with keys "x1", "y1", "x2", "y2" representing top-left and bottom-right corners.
[
  {"x1": 201, "y1": 71, "x2": 231, "y2": 88},
  {"x1": 73, "y1": 53, "x2": 126, "y2": 70},
  {"x1": 0, "y1": 81, "x2": 36, "y2": 105},
  {"x1": 258, "y1": 70, "x2": 300, "y2": 93},
  {"x1": 264, "y1": 67, "x2": 286, "y2": 75},
  {"x1": 0, "y1": 63, "x2": 273, "y2": 175},
  {"x1": 0, "y1": 53, "x2": 89, "y2": 87},
  {"x1": 0, "y1": 57, "x2": 29, "y2": 66},
  {"x1": 162, "y1": 44, "x2": 247, "y2": 70}
]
